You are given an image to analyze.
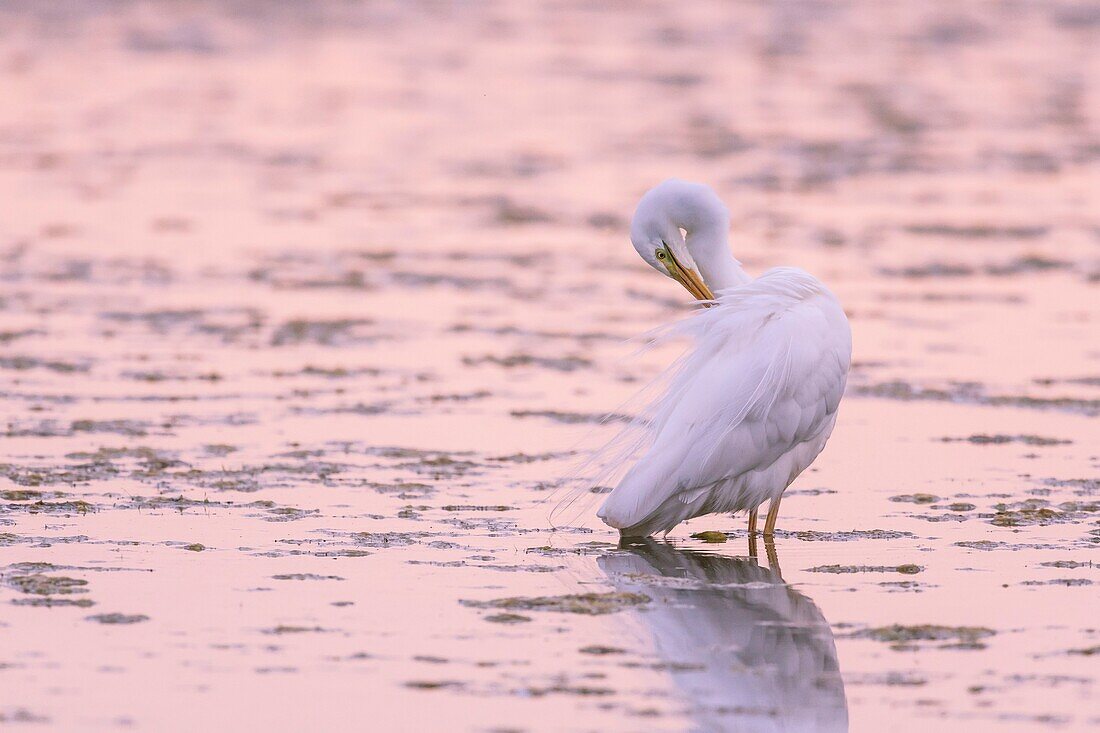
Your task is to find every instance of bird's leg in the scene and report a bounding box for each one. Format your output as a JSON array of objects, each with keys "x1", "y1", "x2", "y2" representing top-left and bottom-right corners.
[
  {"x1": 748, "y1": 508, "x2": 758, "y2": 536},
  {"x1": 747, "y1": 529, "x2": 758, "y2": 558},
  {"x1": 764, "y1": 496, "x2": 782, "y2": 537}
]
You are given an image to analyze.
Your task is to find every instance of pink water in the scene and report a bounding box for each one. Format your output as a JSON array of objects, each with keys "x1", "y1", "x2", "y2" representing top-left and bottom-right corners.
[{"x1": 0, "y1": 2, "x2": 1097, "y2": 731}]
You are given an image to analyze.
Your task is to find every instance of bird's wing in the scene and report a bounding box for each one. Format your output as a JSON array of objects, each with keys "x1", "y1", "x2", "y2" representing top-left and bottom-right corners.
[{"x1": 599, "y1": 271, "x2": 851, "y2": 528}]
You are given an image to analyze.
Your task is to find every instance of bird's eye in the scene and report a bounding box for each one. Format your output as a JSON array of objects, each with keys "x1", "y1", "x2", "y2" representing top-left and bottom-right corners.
[{"x1": 655, "y1": 250, "x2": 666, "y2": 260}]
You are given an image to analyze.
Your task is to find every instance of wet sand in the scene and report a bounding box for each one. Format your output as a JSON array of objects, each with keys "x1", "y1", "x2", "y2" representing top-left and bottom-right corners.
[{"x1": 0, "y1": 2, "x2": 1097, "y2": 730}]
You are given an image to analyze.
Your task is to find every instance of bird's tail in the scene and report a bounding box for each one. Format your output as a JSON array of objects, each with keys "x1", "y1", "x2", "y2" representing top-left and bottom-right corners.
[{"x1": 547, "y1": 306, "x2": 710, "y2": 531}]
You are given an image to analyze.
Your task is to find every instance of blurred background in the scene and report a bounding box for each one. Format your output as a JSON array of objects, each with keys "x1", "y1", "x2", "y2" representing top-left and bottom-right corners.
[{"x1": 0, "y1": 2, "x2": 1097, "y2": 731}]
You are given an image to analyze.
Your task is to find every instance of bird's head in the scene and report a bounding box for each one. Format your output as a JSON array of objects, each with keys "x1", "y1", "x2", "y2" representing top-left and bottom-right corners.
[{"x1": 630, "y1": 179, "x2": 729, "y2": 301}]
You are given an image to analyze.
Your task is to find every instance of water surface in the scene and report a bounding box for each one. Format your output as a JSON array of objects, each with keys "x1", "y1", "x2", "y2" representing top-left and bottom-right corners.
[{"x1": 0, "y1": 2, "x2": 1097, "y2": 730}]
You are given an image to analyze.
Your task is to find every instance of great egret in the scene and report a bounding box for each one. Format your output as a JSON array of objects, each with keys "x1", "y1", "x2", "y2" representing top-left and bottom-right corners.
[{"x1": 595, "y1": 179, "x2": 852, "y2": 538}]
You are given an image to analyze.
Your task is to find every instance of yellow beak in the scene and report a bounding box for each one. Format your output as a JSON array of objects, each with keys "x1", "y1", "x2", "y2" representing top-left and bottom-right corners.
[{"x1": 660, "y1": 244, "x2": 715, "y2": 301}]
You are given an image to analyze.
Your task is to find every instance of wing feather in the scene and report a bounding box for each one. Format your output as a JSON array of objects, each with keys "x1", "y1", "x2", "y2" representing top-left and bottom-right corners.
[{"x1": 597, "y1": 268, "x2": 851, "y2": 530}]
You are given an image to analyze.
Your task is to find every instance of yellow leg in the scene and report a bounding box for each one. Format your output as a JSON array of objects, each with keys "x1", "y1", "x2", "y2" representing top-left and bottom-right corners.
[
  {"x1": 764, "y1": 496, "x2": 782, "y2": 537},
  {"x1": 764, "y1": 536, "x2": 782, "y2": 580},
  {"x1": 748, "y1": 508, "x2": 758, "y2": 536}
]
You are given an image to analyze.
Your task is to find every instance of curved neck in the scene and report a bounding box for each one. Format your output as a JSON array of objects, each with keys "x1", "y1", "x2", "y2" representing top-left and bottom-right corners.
[{"x1": 686, "y1": 225, "x2": 751, "y2": 292}]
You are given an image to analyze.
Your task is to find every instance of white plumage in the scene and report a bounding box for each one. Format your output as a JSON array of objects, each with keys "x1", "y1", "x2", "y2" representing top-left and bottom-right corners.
[{"x1": 594, "y1": 180, "x2": 852, "y2": 537}]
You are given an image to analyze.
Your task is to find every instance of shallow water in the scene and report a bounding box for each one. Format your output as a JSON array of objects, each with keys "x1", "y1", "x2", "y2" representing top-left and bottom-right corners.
[{"x1": 0, "y1": 2, "x2": 1097, "y2": 730}]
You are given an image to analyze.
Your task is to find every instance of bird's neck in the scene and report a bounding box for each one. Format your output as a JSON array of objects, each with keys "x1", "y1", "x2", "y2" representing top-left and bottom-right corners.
[{"x1": 687, "y1": 226, "x2": 752, "y2": 293}]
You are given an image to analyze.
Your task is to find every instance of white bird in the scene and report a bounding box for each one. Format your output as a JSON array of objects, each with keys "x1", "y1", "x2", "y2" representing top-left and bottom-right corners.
[{"x1": 595, "y1": 179, "x2": 851, "y2": 538}]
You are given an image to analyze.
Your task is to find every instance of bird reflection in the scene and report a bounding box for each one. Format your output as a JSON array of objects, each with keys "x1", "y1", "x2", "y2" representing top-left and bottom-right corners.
[{"x1": 598, "y1": 540, "x2": 848, "y2": 732}]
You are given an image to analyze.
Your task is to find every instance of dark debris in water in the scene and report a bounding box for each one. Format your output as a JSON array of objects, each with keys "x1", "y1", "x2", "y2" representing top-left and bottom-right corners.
[
  {"x1": 903, "y1": 223, "x2": 1049, "y2": 239},
  {"x1": 1040, "y1": 560, "x2": 1094, "y2": 569},
  {"x1": 806, "y1": 564, "x2": 922, "y2": 574},
  {"x1": 462, "y1": 592, "x2": 650, "y2": 616},
  {"x1": 877, "y1": 581, "x2": 929, "y2": 593},
  {"x1": 350, "y1": 531, "x2": 425, "y2": 548},
  {"x1": 5, "y1": 573, "x2": 89, "y2": 596},
  {"x1": 517, "y1": 683, "x2": 615, "y2": 697},
  {"x1": 404, "y1": 680, "x2": 465, "y2": 690},
  {"x1": 270, "y1": 319, "x2": 376, "y2": 347},
  {"x1": 579, "y1": 645, "x2": 626, "y2": 655},
  {"x1": 484, "y1": 613, "x2": 532, "y2": 624},
  {"x1": 4, "y1": 418, "x2": 153, "y2": 439},
  {"x1": 0, "y1": 356, "x2": 91, "y2": 373},
  {"x1": 0, "y1": 490, "x2": 66, "y2": 502},
  {"x1": 1044, "y1": 478, "x2": 1100, "y2": 495},
  {"x1": 880, "y1": 256, "x2": 1074, "y2": 279},
  {"x1": 852, "y1": 380, "x2": 1100, "y2": 416},
  {"x1": 86, "y1": 613, "x2": 149, "y2": 625},
  {"x1": 361, "y1": 481, "x2": 434, "y2": 498},
  {"x1": 525, "y1": 542, "x2": 617, "y2": 557},
  {"x1": 989, "y1": 499, "x2": 1098, "y2": 527},
  {"x1": 848, "y1": 624, "x2": 995, "y2": 650},
  {"x1": 912, "y1": 513, "x2": 970, "y2": 523},
  {"x1": 954, "y1": 540, "x2": 1064, "y2": 551},
  {"x1": 251, "y1": 506, "x2": 320, "y2": 523},
  {"x1": 13, "y1": 596, "x2": 95, "y2": 608},
  {"x1": 393, "y1": 455, "x2": 480, "y2": 478},
  {"x1": 790, "y1": 529, "x2": 915, "y2": 542},
  {"x1": 0, "y1": 499, "x2": 94, "y2": 515},
  {"x1": 846, "y1": 672, "x2": 929, "y2": 687},
  {"x1": 272, "y1": 573, "x2": 344, "y2": 581},
  {"x1": 890, "y1": 493, "x2": 940, "y2": 504},
  {"x1": 487, "y1": 452, "x2": 572, "y2": 464},
  {"x1": 408, "y1": 560, "x2": 562, "y2": 574},
  {"x1": 510, "y1": 410, "x2": 632, "y2": 425},
  {"x1": 463, "y1": 353, "x2": 592, "y2": 373},
  {"x1": 940, "y1": 434, "x2": 1071, "y2": 446}
]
